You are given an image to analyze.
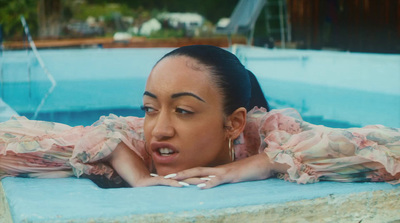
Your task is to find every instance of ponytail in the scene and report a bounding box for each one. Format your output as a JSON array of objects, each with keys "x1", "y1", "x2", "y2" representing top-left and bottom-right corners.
[{"x1": 247, "y1": 70, "x2": 270, "y2": 112}]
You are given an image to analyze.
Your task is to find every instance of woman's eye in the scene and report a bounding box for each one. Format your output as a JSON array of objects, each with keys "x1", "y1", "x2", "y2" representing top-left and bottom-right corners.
[
  {"x1": 175, "y1": 107, "x2": 194, "y2": 115},
  {"x1": 141, "y1": 106, "x2": 156, "y2": 113}
]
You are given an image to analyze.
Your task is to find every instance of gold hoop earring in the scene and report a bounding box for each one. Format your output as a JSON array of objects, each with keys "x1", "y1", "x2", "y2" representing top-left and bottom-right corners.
[{"x1": 228, "y1": 138, "x2": 234, "y2": 161}]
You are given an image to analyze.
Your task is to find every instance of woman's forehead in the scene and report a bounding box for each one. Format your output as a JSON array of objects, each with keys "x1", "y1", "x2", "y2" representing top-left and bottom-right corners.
[
  {"x1": 147, "y1": 56, "x2": 214, "y2": 88},
  {"x1": 155, "y1": 55, "x2": 208, "y2": 72},
  {"x1": 146, "y1": 56, "x2": 220, "y2": 101}
]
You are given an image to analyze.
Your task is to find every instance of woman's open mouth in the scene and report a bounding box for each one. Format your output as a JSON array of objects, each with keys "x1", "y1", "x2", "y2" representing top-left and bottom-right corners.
[
  {"x1": 158, "y1": 148, "x2": 175, "y2": 156},
  {"x1": 151, "y1": 143, "x2": 179, "y2": 164}
]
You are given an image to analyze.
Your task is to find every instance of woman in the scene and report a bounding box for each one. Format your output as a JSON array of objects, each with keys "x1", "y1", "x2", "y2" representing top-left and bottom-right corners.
[{"x1": 1, "y1": 45, "x2": 399, "y2": 189}]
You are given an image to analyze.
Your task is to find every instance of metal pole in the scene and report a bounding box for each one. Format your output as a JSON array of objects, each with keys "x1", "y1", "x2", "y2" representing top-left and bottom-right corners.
[
  {"x1": 20, "y1": 15, "x2": 57, "y2": 119},
  {"x1": 279, "y1": 0, "x2": 286, "y2": 48}
]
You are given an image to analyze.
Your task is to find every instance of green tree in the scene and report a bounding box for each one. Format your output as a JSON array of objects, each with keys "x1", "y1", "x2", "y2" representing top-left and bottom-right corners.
[
  {"x1": 37, "y1": 0, "x2": 63, "y2": 38},
  {"x1": 85, "y1": 0, "x2": 237, "y2": 23},
  {"x1": 0, "y1": 0, "x2": 37, "y2": 39}
]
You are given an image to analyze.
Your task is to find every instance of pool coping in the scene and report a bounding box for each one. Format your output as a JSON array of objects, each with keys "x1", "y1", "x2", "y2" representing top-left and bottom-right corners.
[
  {"x1": 1, "y1": 179, "x2": 399, "y2": 223},
  {"x1": 102, "y1": 188, "x2": 400, "y2": 223}
]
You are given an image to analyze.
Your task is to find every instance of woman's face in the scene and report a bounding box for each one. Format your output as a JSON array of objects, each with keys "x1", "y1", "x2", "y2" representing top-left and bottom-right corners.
[{"x1": 143, "y1": 56, "x2": 231, "y2": 175}]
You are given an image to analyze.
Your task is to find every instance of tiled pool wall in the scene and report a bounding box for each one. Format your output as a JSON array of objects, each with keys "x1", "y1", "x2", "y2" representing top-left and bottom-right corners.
[{"x1": 1, "y1": 46, "x2": 399, "y2": 128}]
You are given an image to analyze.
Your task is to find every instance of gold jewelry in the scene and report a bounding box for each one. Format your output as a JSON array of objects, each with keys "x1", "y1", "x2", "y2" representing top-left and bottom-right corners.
[{"x1": 228, "y1": 138, "x2": 234, "y2": 161}]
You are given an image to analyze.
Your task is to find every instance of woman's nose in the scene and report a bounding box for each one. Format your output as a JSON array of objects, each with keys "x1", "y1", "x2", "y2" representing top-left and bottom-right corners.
[{"x1": 152, "y1": 111, "x2": 175, "y2": 140}]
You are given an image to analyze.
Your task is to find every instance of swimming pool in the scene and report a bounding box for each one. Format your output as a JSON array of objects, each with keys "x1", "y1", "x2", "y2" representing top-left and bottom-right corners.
[{"x1": 1, "y1": 46, "x2": 399, "y2": 127}]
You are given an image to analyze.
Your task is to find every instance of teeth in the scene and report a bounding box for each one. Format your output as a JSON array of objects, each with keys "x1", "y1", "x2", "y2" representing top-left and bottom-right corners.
[{"x1": 159, "y1": 148, "x2": 174, "y2": 156}]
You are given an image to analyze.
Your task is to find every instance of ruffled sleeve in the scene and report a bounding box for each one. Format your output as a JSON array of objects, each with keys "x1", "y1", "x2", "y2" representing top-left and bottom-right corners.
[
  {"x1": 247, "y1": 107, "x2": 400, "y2": 184},
  {"x1": 0, "y1": 116, "x2": 83, "y2": 179},
  {"x1": 69, "y1": 114, "x2": 148, "y2": 180}
]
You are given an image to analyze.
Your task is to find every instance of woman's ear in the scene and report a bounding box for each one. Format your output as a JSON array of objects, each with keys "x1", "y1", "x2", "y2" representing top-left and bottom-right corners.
[{"x1": 225, "y1": 107, "x2": 247, "y2": 139}]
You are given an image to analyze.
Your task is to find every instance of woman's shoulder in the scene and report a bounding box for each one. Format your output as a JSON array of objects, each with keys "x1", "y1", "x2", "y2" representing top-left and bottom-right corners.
[
  {"x1": 247, "y1": 107, "x2": 303, "y2": 121},
  {"x1": 89, "y1": 114, "x2": 145, "y2": 141},
  {"x1": 236, "y1": 107, "x2": 304, "y2": 159},
  {"x1": 92, "y1": 114, "x2": 144, "y2": 128}
]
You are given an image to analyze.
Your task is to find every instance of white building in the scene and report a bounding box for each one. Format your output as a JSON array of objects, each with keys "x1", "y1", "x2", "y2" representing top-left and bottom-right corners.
[
  {"x1": 158, "y1": 12, "x2": 204, "y2": 30},
  {"x1": 139, "y1": 18, "x2": 162, "y2": 36}
]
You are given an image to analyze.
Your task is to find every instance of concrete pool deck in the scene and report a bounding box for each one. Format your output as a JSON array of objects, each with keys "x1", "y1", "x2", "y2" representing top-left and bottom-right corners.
[{"x1": 1, "y1": 177, "x2": 399, "y2": 222}]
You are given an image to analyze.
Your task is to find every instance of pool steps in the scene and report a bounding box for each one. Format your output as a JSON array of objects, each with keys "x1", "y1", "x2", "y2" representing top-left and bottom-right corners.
[{"x1": 1, "y1": 177, "x2": 399, "y2": 222}]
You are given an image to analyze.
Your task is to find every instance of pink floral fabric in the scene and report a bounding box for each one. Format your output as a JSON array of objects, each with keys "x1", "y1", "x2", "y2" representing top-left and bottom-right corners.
[
  {"x1": 1, "y1": 108, "x2": 399, "y2": 185},
  {"x1": 240, "y1": 107, "x2": 400, "y2": 184},
  {"x1": 0, "y1": 114, "x2": 148, "y2": 181}
]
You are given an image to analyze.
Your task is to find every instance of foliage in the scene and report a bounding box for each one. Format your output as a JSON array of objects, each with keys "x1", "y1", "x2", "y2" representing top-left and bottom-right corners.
[
  {"x1": 0, "y1": 0, "x2": 38, "y2": 39},
  {"x1": 65, "y1": 2, "x2": 133, "y2": 21},
  {"x1": 0, "y1": 0, "x2": 238, "y2": 40},
  {"x1": 85, "y1": 0, "x2": 237, "y2": 23},
  {"x1": 148, "y1": 28, "x2": 184, "y2": 38}
]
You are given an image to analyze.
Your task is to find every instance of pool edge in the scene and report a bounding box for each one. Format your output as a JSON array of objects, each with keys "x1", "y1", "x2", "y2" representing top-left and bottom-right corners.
[
  {"x1": 0, "y1": 181, "x2": 13, "y2": 223},
  {"x1": 101, "y1": 188, "x2": 400, "y2": 223},
  {"x1": 17, "y1": 187, "x2": 400, "y2": 223}
]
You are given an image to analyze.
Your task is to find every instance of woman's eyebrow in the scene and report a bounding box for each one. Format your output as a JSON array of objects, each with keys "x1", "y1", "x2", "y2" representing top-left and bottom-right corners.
[
  {"x1": 171, "y1": 92, "x2": 205, "y2": 102},
  {"x1": 143, "y1": 91, "x2": 157, "y2": 98}
]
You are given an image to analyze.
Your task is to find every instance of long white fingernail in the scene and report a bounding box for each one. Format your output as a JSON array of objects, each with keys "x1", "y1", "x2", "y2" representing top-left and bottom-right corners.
[
  {"x1": 197, "y1": 183, "x2": 206, "y2": 188},
  {"x1": 200, "y1": 177, "x2": 211, "y2": 181},
  {"x1": 150, "y1": 173, "x2": 158, "y2": 177},
  {"x1": 208, "y1": 175, "x2": 216, "y2": 178},
  {"x1": 164, "y1": 173, "x2": 177, "y2": 179},
  {"x1": 178, "y1": 182, "x2": 189, "y2": 186}
]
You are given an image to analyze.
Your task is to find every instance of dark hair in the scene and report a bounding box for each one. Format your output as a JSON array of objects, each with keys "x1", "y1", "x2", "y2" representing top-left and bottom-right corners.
[{"x1": 157, "y1": 45, "x2": 269, "y2": 115}]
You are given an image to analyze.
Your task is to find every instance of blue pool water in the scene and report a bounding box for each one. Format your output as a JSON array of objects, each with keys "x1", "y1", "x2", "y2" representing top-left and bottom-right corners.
[{"x1": 1, "y1": 46, "x2": 399, "y2": 127}]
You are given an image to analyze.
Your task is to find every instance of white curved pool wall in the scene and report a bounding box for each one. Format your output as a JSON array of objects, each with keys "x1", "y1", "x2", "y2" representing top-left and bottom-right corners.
[
  {"x1": 239, "y1": 46, "x2": 400, "y2": 128},
  {"x1": 1, "y1": 46, "x2": 399, "y2": 127}
]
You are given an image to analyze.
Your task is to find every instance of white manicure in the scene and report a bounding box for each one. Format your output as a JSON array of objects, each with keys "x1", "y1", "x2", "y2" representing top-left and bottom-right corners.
[
  {"x1": 208, "y1": 175, "x2": 216, "y2": 178},
  {"x1": 178, "y1": 182, "x2": 189, "y2": 186},
  {"x1": 150, "y1": 173, "x2": 158, "y2": 177},
  {"x1": 197, "y1": 183, "x2": 206, "y2": 188},
  {"x1": 164, "y1": 173, "x2": 177, "y2": 179},
  {"x1": 200, "y1": 177, "x2": 211, "y2": 181}
]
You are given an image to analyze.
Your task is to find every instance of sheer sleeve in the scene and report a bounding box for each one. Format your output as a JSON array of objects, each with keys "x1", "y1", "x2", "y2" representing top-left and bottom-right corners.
[
  {"x1": 69, "y1": 114, "x2": 148, "y2": 179},
  {"x1": 0, "y1": 115, "x2": 148, "y2": 182},
  {"x1": 0, "y1": 116, "x2": 83, "y2": 179},
  {"x1": 247, "y1": 107, "x2": 400, "y2": 184}
]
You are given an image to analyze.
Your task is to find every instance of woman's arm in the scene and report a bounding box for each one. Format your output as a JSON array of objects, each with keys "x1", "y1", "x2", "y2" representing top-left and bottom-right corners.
[{"x1": 107, "y1": 142, "x2": 184, "y2": 187}]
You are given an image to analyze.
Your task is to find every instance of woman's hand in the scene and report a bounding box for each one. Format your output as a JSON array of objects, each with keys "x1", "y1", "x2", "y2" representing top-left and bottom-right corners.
[
  {"x1": 108, "y1": 143, "x2": 184, "y2": 188},
  {"x1": 171, "y1": 153, "x2": 289, "y2": 189}
]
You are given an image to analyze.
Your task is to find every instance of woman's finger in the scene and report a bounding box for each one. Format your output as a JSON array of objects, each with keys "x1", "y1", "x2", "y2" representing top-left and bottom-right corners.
[
  {"x1": 135, "y1": 175, "x2": 184, "y2": 188},
  {"x1": 173, "y1": 167, "x2": 222, "y2": 180},
  {"x1": 196, "y1": 175, "x2": 225, "y2": 189},
  {"x1": 181, "y1": 177, "x2": 209, "y2": 185}
]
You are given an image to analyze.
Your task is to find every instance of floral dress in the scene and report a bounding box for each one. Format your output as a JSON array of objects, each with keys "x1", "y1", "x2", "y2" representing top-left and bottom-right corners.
[{"x1": 0, "y1": 108, "x2": 399, "y2": 185}]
